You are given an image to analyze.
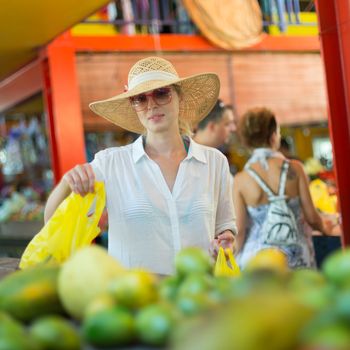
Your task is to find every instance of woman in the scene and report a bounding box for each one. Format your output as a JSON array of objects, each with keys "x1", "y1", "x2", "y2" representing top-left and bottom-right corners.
[
  {"x1": 44, "y1": 56, "x2": 236, "y2": 275},
  {"x1": 233, "y1": 107, "x2": 329, "y2": 269}
]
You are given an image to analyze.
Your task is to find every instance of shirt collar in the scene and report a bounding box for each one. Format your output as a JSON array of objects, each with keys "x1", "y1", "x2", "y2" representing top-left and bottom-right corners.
[
  {"x1": 186, "y1": 137, "x2": 207, "y2": 164},
  {"x1": 132, "y1": 136, "x2": 147, "y2": 163},
  {"x1": 132, "y1": 135, "x2": 207, "y2": 164}
]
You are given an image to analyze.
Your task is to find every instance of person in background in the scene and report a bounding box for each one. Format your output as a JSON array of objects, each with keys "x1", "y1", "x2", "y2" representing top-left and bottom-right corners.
[
  {"x1": 279, "y1": 137, "x2": 300, "y2": 161},
  {"x1": 233, "y1": 107, "x2": 330, "y2": 269},
  {"x1": 44, "y1": 56, "x2": 236, "y2": 275},
  {"x1": 193, "y1": 99, "x2": 237, "y2": 149}
]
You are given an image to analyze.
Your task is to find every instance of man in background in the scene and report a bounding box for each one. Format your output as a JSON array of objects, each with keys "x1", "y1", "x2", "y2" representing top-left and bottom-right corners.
[{"x1": 193, "y1": 99, "x2": 237, "y2": 149}]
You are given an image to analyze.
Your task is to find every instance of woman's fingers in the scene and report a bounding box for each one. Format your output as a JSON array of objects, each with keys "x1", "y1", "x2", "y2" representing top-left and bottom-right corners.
[
  {"x1": 85, "y1": 164, "x2": 96, "y2": 193},
  {"x1": 217, "y1": 232, "x2": 234, "y2": 247},
  {"x1": 75, "y1": 165, "x2": 93, "y2": 194},
  {"x1": 209, "y1": 238, "x2": 220, "y2": 259},
  {"x1": 217, "y1": 231, "x2": 235, "y2": 258},
  {"x1": 63, "y1": 164, "x2": 95, "y2": 196}
]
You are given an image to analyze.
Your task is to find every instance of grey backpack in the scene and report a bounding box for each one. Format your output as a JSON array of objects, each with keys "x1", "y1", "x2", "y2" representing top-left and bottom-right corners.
[{"x1": 246, "y1": 161, "x2": 300, "y2": 246}]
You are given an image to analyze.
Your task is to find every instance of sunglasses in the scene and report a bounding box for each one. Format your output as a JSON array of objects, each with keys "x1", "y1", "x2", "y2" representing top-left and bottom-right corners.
[{"x1": 129, "y1": 87, "x2": 172, "y2": 112}]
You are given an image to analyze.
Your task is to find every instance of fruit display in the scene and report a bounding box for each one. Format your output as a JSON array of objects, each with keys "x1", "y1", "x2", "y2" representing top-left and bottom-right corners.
[
  {"x1": 1, "y1": 245, "x2": 350, "y2": 349},
  {"x1": 309, "y1": 177, "x2": 341, "y2": 236},
  {"x1": 309, "y1": 178, "x2": 338, "y2": 215}
]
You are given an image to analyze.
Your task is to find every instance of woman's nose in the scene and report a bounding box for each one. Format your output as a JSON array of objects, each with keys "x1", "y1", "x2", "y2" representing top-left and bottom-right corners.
[{"x1": 146, "y1": 95, "x2": 156, "y2": 109}]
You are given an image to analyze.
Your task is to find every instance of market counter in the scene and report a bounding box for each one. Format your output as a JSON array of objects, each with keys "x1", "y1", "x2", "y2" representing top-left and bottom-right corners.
[
  {"x1": 0, "y1": 257, "x2": 19, "y2": 279},
  {"x1": 0, "y1": 221, "x2": 42, "y2": 257}
]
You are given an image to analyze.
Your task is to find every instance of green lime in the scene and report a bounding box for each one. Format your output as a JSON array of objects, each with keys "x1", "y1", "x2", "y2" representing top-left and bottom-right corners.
[
  {"x1": 0, "y1": 311, "x2": 26, "y2": 338},
  {"x1": 108, "y1": 270, "x2": 158, "y2": 309},
  {"x1": 175, "y1": 247, "x2": 212, "y2": 277},
  {"x1": 30, "y1": 315, "x2": 81, "y2": 350},
  {"x1": 294, "y1": 285, "x2": 333, "y2": 311},
  {"x1": 84, "y1": 293, "x2": 116, "y2": 319},
  {"x1": 229, "y1": 270, "x2": 285, "y2": 298},
  {"x1": 177, "y1": 274, "x2": 213, "y2": 298},
  {"x1": 334, "y1": 290, "x2": 350, "y2": 321},
  {"x1": 322, "y1": 248, "x2": 350, "y2": 287},
  {"x1": 303, "y1": 323, "x2": 350, "y2": 349},
  {"x1": 136, "y1": 303, "x2": 179, "y2": 346},
  {"x1": 210, "y1": 276, "x2": 235, "y2": 302},
  {"x1": 0, "y1": 336, "x2": 40, "y2": 350},
  {"x1": 176, "y1": 293, "x2": 217, "y2": 316},
  {"x1": 159, "y1": 275, "x2": 181, "y2": 301},
  {"x1": 82, "y1": 306, "x2": 135, "y2": 347},
  {"x1": 289, "y1": 268, "x2": 327, "y2": 291}
]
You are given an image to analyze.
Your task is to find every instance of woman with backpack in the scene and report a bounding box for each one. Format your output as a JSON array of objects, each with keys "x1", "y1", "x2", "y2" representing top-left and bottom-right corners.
[{"x1": 233, "y1": 107, "x2": 330, "y2": 269}]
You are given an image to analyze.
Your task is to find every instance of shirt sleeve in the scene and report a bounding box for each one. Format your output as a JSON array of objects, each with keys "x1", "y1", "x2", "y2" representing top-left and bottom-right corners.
[
  {"x1": 215, "y1": 157, "x2": 237, "y2": 236},
  {"x1": 90, "y1": 150, "x2": 106, "y2": 182}
]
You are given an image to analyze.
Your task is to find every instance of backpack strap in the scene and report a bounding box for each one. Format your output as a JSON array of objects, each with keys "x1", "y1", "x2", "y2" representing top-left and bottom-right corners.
[
  {"x1": 278, "y1": 161, "x2": 290, "y2": 196},
  {"x1": 246, "y1": 167, "x2": 275, "y2": 198}
]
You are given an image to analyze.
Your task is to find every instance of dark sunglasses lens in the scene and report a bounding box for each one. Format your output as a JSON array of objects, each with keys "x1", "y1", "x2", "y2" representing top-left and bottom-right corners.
[
  {"x1": 131, "y1": 94, "x2": 147, "y2": 108},
  {"x1": 153, "y1": 88, "x2": 171, "y2": 104}
]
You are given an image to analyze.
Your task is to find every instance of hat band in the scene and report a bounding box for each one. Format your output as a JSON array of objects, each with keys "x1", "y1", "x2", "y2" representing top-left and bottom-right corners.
[{"x1": 128, "y1": 71, "x2": 178, "y2": 90}]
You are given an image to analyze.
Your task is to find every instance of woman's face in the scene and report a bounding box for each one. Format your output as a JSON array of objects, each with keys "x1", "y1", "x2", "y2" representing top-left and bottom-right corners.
[{"x1": 131, "y1": 85, "x2": 181, "y2": 134}]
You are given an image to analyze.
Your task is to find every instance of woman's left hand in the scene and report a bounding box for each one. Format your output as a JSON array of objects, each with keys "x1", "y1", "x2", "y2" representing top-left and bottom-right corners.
[{"x1": 209, "y1": 230, "x2": 235, "y2": 259}]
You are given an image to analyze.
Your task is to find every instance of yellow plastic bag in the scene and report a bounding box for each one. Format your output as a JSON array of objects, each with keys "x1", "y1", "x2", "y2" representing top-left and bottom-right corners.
[
  {"x1": 19, "y1": 182, "x2": 106, "y2": 269},
  {"x1": 214, "y1": 247, "x2": 241, "y2": 277}
]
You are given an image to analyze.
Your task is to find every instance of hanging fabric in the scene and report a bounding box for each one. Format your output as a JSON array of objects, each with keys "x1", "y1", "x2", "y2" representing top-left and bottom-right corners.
[{"x1": 182, "y1": 0, "x2": 264, "y2": 49}]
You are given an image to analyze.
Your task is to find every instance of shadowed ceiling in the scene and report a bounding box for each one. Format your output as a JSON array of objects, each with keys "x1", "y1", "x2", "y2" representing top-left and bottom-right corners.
[{"x1": 0, "y1": 0, "x2": 110, "y2": 81}]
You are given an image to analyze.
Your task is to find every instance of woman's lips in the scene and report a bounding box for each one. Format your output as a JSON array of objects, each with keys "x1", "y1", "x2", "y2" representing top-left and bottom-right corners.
[{"x1": 148, "y1": 114, "x2": 164, "y2": 122}]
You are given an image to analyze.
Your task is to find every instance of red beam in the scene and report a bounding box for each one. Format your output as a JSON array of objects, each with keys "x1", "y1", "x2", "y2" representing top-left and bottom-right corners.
[
  {"x1": 248, "y1": 34, "x2": 320, "y2": 52},
  {"x1": 315, "y1": 0, "x2": 350, "y2": 246},
  {"x1": 71, "y1": 34, "x2": 320, "y2": 53},
  {"x1": 42, "y1": 35, "x2": 86, "y2": 184},
  {"x1": 0, "y1": 59, "x2": 42, "y2": 113}
]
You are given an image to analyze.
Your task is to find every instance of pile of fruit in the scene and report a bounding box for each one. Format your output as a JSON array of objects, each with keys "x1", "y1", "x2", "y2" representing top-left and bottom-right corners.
[{"x1": 1, "y1": 245, "x2": 350, "y2": 349}]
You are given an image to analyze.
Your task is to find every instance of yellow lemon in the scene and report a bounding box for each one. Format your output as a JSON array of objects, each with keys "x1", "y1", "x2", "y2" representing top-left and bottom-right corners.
[{"x1": 245, "y1": 248, "x2": 289, "y2": 273}]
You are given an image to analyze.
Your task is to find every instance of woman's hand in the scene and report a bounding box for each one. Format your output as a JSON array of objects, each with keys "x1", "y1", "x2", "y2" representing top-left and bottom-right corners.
[
  {"x1": 209, "y1": 230, "x2": 235, "y2": 259},
  {"x1": 62, "y1": 163, "x2": 95, "y2": 196}
]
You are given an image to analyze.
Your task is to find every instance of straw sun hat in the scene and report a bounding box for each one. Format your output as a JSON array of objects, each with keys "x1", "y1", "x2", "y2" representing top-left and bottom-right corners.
[{"x1": 89, "y1": 56, "x2": 220, "y2": 134}]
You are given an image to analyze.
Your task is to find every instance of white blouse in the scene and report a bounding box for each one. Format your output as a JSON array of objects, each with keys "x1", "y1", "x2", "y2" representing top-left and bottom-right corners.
[{"x1": 91, "y1": 136, "x2": 236, "y2": 275}]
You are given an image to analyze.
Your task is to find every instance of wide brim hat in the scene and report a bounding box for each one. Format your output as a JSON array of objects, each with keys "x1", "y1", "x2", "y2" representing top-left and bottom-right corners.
[{"x1": 89, "y1": 56, "x2": 220, "y2": 134}]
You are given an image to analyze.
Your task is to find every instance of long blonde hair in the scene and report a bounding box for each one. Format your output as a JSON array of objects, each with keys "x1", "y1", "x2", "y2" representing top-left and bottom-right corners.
[{"x1": 174, "y1": 84, "x2": 193, "y2": 136}]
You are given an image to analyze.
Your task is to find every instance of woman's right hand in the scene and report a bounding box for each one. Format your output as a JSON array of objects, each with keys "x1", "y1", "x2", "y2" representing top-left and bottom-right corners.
[{"x1": 62, "y1": 163, "x2": 95, "y2": 196}]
